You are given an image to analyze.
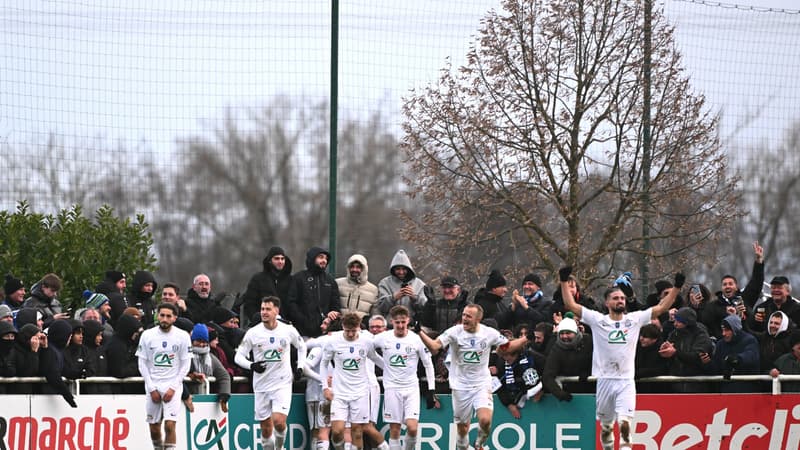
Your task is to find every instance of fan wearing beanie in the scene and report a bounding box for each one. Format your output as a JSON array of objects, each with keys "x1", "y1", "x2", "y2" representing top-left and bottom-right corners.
[
  {"x1": 185, "y1": 324, "x2": 231, "y2": 413},
  {"x1": 3, "y1": 274, "x2": 25, "y2": 309},
  {"x1": 558, "y1": 266, "x2": 682, "y2": 450},
  {"x1": 473, "y1": 269, "x2": 510, "y2": 329}
]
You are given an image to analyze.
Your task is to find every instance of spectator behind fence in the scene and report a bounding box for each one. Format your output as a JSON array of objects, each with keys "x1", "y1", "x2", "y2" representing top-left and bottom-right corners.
[
  {"x1": 7, "y1": 324, "x2": 42, "y2": 394},
  {"x1": 106, "y1": 313, "x2": 143, "y2": 393},
  {"x1": 63, "y1": 319, "x2": 95, "y2": 380},
  {"x1": 542, "y1": 315, "x2": 592, "y2": 402},
  {"x1": 3, "y1": 274, "x2": 26, "y2": 311},
  {"x1": 770, "y1": 330, "x2": 800, "y2": 392},
  {"x1": 420, "y1": 276, "x2": 469, "y2": 335},
  {"x1": 185, "y1": 274, "x2": 222, "y2": 324},
  {"x1": 376, "y1": 249, "x2": 428, "y2": 323},
  {"x1": 240, "y1": 246, "x2": 293, "y2": 328},
  {"x1": 0, "y1": 321, "x2": 17, "y2": 394},
  {"x1": 82, "y1": 319, "x2": 111, "y2": 394},
  {"x1": 186, "y1": 324, "x2": 230, "y2": 413},
  {"x1": 749, "y1": 276, "x2": 800, "y2": 334},
  {"x1": 39, "y1": 319, "x2": 78, "y2": 407},
  {"x1": 336, "y1": 254, "x2": 379, "y2": 324},
  {"x1": 22, "y1": 273, "x2": 67, "y2": 328},
  {"x1": 97, "y1": 270, "x2": 129, "y2": 326},
  {"x1": 755, "y1": 311, "x2": 795, "y2": 374},
  {"x1": 635, "y1": 323, "x2": 668, "y2": 393},
  {"x1": 129, "y1": 271, "x2": 158, "y2": 329},
  {"x1": 709, "y1": 242, "x2": 764, "y2": 339},
  {"x1": 286, "y1": 246, "x2": 341, "y2": 338},
  {"x1": 709, "y1": 315, "x2": 760, "y2": 393},
  {"x1": 658, "y1": 307, "x2": 714, "y2": 393},
  {"x1": 509, "y1": 273, "x2": 553, "y2": 331},
  {"x1": 494, "y1": 345, "x2": 545, "y2": 419},
  {"x1": 473, "y1": 270, "x2": 512, "y2": 331}
]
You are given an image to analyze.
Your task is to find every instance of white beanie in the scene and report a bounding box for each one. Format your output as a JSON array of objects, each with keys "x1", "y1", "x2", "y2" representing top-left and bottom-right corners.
[{"x1": 558, "y1": 317, "x2": 578, "y2": 334}]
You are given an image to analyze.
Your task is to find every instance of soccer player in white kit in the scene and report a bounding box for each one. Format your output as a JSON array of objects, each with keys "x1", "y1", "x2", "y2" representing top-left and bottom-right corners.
[
  {"x1": 235, "y1": 296, "x2": 307, "y2": 450},
  {"x1": 419, "y1": 304, "x2": 528, "y2": 450},
  {"x1": 374, "y1": 305, "x2": 439, "y2": 450},
  {"x1": 321, "y1": 312, "x2": 390, "y2": 450},
  {"x1": 558, "y1": 266, "x2": 681, "y2": 450},
  {"x1": 136, "y1": 303, "x2": 192, "y2": 450}
]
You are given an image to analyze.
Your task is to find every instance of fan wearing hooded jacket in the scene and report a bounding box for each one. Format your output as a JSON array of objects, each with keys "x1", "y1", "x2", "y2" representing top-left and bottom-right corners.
[
  {"x1": 336, "y1": 254, "x2": 379, "y2": 322},
  {"x1": 376, "y1": 250, "x2": 428, "y2": 322},
  {"x1": 285, "y1": 246, "x2": 341, "y2": 338},
  {"x1": 39, "y1": 319, "x2": 78, "y2": 407}
]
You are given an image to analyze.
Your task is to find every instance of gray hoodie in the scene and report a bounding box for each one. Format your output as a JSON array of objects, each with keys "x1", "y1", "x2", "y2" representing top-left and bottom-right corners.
[{"x1": 376, "y1": 250, "x2": 428, "y2": 319}]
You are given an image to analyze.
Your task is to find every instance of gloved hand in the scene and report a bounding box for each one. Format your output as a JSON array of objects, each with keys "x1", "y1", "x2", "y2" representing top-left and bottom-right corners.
[
  {"x1": 674, "y1": 272, "x2": 686, "y2": 289},
  {"x1": 412, "y1": 320, "x2": 422, "y2": 334},
  {"x1": 724, "y1": 354, "x2": 740, "y2": 368},
  {"x1": 555, "y1": 391, "x2": 573, "y2": 402},
  {"x1": 615, "y1": 272, "x2": 634, "y2": 298},
  {"x1": 559, "y1": 266, "x2": 572, "y2": 282},
  {"x1": 424, "y1": 390, "x2": 438, "y2": 409},
  {"x1": 294, "y1": 366, "x2": 305, "y2": 381},
  {"x1": 63, "y1": 393, "x2": 77, "y2": 408},
  {"x1": 251, "y1": 361, "x2": 267, "y2": 374}
]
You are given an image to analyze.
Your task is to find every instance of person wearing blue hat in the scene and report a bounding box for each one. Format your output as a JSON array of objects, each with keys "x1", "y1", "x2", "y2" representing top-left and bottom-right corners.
[{"x1": 184, "y1": 323, "x2": 231, "y2": 414}]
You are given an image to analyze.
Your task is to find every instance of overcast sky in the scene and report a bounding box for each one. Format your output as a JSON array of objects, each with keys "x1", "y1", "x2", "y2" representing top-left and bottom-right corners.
[{"x1": 1, "y1": 0, "x2": 798, "y2": 165}]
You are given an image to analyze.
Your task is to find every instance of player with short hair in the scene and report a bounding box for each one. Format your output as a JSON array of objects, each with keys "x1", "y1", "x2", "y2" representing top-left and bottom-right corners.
[
  {"x1": 321, "y1": 313, "x2": 389, "y2": 450},
  {"x1": 234, "y1": 296, "x2": 307, "y2": 450},
  {"x1": 137, "y1": 303, "x2": 192, "y2": 450},
  {"x1": 374, "y1": 305, "x2": 438, "y2": 450},
  {"x1": 559, "y1": 266, "x2": 681, "y2": 450},
  {"x1": 419, "y1": 303, "x2": 528, "y2": 450}
]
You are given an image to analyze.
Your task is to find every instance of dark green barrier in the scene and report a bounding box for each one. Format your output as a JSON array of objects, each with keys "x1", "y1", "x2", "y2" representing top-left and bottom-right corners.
[{"x1": 186, "y1": 394, "x2": 596, "y2": 450}]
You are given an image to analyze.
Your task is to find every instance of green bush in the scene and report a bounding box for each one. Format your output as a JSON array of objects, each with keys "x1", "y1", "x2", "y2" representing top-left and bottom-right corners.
[{"x1": 0, "y1": 201, "x2": 157, "y2": 309}]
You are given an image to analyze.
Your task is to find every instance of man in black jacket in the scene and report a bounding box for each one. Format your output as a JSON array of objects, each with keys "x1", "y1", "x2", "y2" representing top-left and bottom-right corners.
[
  {"x1": 39, "y1": 319, "x2": 78, "y2": 407},
  {"x1": 542, "y1": 316, "x2": 593, "y2": 402},
  {"x1": 185, "y1": 274, "x2": 221, "y2": 324},
  {"x1": 658, "y1": 307, "x2": 714, "y2": 393},
  {"x1": 106, "y1": 314, "x2": 143, "y2": 393},
  {"x1": 285, "y1": 246, "x2": 341, "y2": 337},
  {"x1": 240, "y1": 246, "x2": 293, "y2": 328},
  {"x1": 420, "y1": 276, "x2": 469, "y2": 334}
]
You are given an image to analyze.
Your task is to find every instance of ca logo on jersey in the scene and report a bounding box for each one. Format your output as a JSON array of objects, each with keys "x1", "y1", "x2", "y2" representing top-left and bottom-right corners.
[
  {"x1": 463, "y1": 351, "x2": 481, "y2": 364},
  {"x1": 262, "y1": 349, "x2": 282, "y2": 362},
  {"x1": 389, "y1": 354, "x2": 407, "y2": 367},
  {"x1": 154, "y1": 352, "x2": 175, "y2": 367},
  {"x1": 608, "y1": 330, "x2": 626, "y2": 344},
  {"x1": 343, "y1": 358, "x2": 360, "y2": 370}
]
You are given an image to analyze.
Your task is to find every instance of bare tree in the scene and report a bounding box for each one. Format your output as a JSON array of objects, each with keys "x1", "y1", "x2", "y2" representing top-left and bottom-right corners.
[
  {"x1": 712, "y1": 122, "x2": 800, "y2": 287},
  {"x1": 401, "y1": 0, "x2": 741, "y2": 292}
]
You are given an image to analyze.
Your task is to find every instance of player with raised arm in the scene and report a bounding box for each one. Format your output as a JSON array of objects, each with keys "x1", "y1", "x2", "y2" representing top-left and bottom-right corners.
[
  {"x1": 320, "y1": 312, "x2": 390, "y2": 450},
  {"x1": 418, "y1": 304, "x2": 528, "y2": 450},
  {"x1": 137, "y1": 303, "x2": 192, "y2": 450},
  {"x1": 235, "y1": 296, "x2": 307, "y2": 450},
  {"x1": 374, "y1": 305, "x2": 439, "y2": 450},
  {"x1": 558, "y1": 266, "x2": 681, "y2": 450}
]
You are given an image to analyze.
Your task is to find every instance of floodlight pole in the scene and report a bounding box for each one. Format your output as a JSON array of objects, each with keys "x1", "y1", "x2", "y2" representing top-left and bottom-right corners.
[
  {"x1": 329, "y1": 0, "x2": 339, "y2": 274},
  {"x1": 641, "y1": 0, "x2": 653, "y2": 297}
]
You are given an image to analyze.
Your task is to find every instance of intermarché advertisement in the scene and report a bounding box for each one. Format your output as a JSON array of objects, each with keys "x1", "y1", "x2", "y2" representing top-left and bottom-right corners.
[{"x1": 0, "y1": 393, "x2": 797, "y2": 449}]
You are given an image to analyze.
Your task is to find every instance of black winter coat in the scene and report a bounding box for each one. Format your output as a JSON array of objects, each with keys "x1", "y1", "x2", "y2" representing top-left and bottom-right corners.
[
  {"x1": 285, "y1": 247, "x2": 341, "y2": 337},
  {"x1": 542, "y1": 334, "x2": 593, "y2": 400},
  {"x1": 241, "y1": 247, "x2": 293, "y2": 324}
]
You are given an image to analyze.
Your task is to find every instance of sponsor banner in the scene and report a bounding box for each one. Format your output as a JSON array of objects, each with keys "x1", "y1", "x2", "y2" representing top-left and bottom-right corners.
[
  {"x1": 0, "y1": 393, "x2": 595, "y2": 450},
  {"x1": 634, "y1": 394, "x2": 800, "y2": 450}
]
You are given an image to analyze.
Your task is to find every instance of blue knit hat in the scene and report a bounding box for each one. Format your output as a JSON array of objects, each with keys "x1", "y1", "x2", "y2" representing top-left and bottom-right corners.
[
  {"x1": 191, "y1": 323, "x2": 209, "y2": 342},
  {"x1": 85, "y1": 293, "x2": 110, "y2": 309}
]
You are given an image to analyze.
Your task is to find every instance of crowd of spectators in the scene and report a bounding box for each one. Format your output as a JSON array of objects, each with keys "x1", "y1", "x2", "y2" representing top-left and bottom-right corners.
[{"x1": 3, "y1": 242, "x2": 800, "y2": 415}]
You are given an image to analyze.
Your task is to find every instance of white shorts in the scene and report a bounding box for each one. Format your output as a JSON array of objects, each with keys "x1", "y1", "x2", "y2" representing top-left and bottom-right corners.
[
  {"x1": 382, "y1": 387, "x2": 420, "y2": 424},
  {"x1": 596, "y1": 378, "x2": 636, "y2": 424},
  {"x1": 306, "y1": 400, "x2": 331, "y2": 430},
  {"x1": 331, "y1": 395, "x2": 371, "y2": 424},
  {"x1": 254, "y1": 387, "x2": 293, "y2": 421},
  {"x1": 145, "y1": 387, "x2": 183, "y2": 424},
  {"x1": 451, "y1": 387, "x2": 493, "y2": 424},
  {"x1": 369, "y1": 383, "x2": 381, "y2": 423}
]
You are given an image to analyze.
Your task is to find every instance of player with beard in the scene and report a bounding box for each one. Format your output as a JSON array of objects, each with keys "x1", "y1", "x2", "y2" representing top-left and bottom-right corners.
[
  {"x1": 136, "y1": 303, "x2": 192, "y2": 450},
  {"x1": 235, "y1": 296, "x2": 307, "y2": 450},
  {"x1": 559, "y1": 267, "x2": 681, "y2": 450}
]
